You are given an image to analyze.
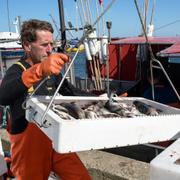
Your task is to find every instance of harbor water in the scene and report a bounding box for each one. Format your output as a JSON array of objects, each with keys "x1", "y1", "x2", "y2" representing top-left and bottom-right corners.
[{"x1": 70, "y1": 52, "x2": 87, "y2": 78}]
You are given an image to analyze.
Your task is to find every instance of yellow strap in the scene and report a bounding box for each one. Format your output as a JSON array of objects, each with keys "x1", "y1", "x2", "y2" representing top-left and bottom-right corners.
[
  {"x1": 15, "y1": 62, "x2": 34, "y2": 94},
  {"x1": 15, "y1": 61, "x2": 27, "y2": 71},
  {"x1": 27, "y1": 86, "x2": 34, "y2": 94}
]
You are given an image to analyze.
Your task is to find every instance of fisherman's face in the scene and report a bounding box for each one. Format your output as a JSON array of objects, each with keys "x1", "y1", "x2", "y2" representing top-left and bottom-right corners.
[{"x1": 25, "y1": 30, "x2": 53, "y2": 64}]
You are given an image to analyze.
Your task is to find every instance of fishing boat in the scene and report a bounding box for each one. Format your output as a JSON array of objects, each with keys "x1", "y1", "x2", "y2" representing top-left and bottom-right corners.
[
  {"x1": 0, "y1": 17, "x2": 24, "y2": 78},
  {"x1": 66, "y1": 43, "x2": 85, "y2": 52},
  {"x1": 67, "y1": 38, "x2": 85, "y2": 52},
  {"x1": 59, "y1": 0, "x2": 180, "y2": 107},
  {"x1": 0, "y1": 32, "x2": 23, "y2": 58},
  {"x1": 0, "y1": 0, "x2": 24, "y2": 78}
]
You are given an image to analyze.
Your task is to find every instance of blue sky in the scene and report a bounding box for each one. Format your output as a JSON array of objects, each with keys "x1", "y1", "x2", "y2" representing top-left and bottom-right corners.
[{"x1": 1, "y1": 0, "x2": 180, "y2": 39}]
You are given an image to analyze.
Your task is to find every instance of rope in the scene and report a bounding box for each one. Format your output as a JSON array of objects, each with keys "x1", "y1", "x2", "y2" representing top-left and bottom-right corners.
[
  {"x1": 150, "y1": 0, "x2": 156, "y2": 25},
  {"x1": 79, "y1": 0, "x2": 88, "y2": 25},
  {"x1": 95, "y1": 0, "x2": 100, "y2": 35},
  {"x1": 75, "y1": 0, "x2": 86, "y2": 34},
  {"x1": 92, "y1": 0, "x2": 116, "y2": 28},
  {"x1": 134, "y1": 0, "x2": 156, "y2": 99},
  {"x1": 86, "y1": 0, "x2": 92, "y2": 24},
  {"x1": 134, "y1": 0, "x2": 155, "y2": 60},
  {"x1": 155, "y1": 18, "x2": 180, "y2": 32},
  {"x1": 144, "y1": 0, "x2": 149, "y2": 31}
]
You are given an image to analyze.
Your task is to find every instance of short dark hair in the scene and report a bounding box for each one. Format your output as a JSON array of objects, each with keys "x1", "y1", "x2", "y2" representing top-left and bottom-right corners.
[{"x1": 20, "y1": 19, "x2": 54, "y2": 44}]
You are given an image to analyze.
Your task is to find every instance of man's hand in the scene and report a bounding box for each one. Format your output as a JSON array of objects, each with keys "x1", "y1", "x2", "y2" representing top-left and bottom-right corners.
[
  {"x1": 22, "y1": 53, "x2": 69, "y2": 88},
  {"x1": 39, "y1": 53, "x2": 69, "y2": 76}
]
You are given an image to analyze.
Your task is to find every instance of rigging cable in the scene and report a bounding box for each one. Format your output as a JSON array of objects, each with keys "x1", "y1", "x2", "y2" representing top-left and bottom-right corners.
[
  {"x1": 85, "y1": 0, "x2": 92, "y2": 24},
  {"x1": 49, "y1": 14, "x2": 61, "y2": 41},
  {"x1": 64, "y1": 8, "x2": 75, "y2": 39},
  {"x1": 134, "y1": 0, "x2": 156, "y2": 100},
  {"x1": 134, "y1": 0, "x2": 154, "y2": 58},
  {"x1": 87, "y1": 0, "x2": 100, "y2": 90},
  {"x1": 76, "y1": 0, "x2": 98, "y2": 89},
  {"x1": 92, "y1": 0, "x2": 116, "y2": 28},
  {"x1": 75, "y1": 0, "x2": 85, "y2": 33},
  {"x1": 143, "y1": 0, "x2": 149, "y2": 32},
  {"x1": 150, "y1": 0, "x2": 156, "y2": 25},
  {"x1": 155, "y1": 18, "x2": 180, "y2": 32},
  {"x1": 75, "y1": 0, "x2": 79, "y2": 30},
  {"x1": 79, "y1": 0, "x2": 88, "y2": 25},
  {"x1": 95, "y1": 0, "x2": 100, "y2": 37},
  {"x1": 95, "y1": 0, "x2": 103, "y2": 89}
]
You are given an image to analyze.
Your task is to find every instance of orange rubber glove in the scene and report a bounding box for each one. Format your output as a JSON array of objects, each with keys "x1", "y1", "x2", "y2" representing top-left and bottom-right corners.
[{"x1": 22, "y1": 53, "x2": 69, "y2": 88}]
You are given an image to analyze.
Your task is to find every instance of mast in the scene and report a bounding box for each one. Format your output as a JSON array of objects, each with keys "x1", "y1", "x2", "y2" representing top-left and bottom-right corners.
[
  {"x1": 57, "y1": 0, "x2": 75, "y2": 85},
  {"x1": 6, "y1": 0, "x2": 11, "y2": 32},
  {"x1": 57, "y1": 0, "x2": 66, "y2": 51},
  {"x1": 13, "y1": 16, "x2": 21, "y2": 34}
]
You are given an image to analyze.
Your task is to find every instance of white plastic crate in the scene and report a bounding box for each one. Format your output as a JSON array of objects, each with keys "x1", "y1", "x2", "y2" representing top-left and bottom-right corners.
[
  {"x1": 150, "y1": 138, "x2": 180, "y2": 180},
  {"x1": 26, "y1": 96, "x2": 180, "y2": 153}
]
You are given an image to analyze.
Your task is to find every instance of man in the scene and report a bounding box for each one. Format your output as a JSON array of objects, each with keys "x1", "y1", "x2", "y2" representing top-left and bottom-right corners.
[{"x1": 0, "y1": 19, "x2": 92, "y2": 180}]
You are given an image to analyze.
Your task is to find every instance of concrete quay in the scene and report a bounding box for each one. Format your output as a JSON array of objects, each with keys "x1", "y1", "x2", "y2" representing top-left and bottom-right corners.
[{"x1": 78, "y1": 150, "x2": 150, "y2": 180}]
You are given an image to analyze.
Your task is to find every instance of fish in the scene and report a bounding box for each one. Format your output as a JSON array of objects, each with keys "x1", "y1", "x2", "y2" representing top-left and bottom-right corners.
[
  {"x1": 52, "y1": 98, "x2": 159, "y2": 120},
  {"x1": 52, "y1": 104, "x2": 69, "y2": 113},
  {"x1": 52, "y1": 104, "x2": 76, "y2": 120},
  {"x1": 83, "y1": 101, "x2": 105, "y2": 112},
  {"x1": 133, "y1": 100, "x2": 159, "y2": 116},
  {"x1": 60, "y1": 102, "x2": 86, "y2": 119},
  {"x1": 84, "y1": 110, "x2": 98, "y2": 119},
  {"x1": 128, "y1": 104, "x2": 143, "y2": 116},
  {"x1": 105, "y1": 98, "x2": 137, "y2": 117},
  {"x1": 97, "y1": 106, "x2": 121, "y2": 117},
  {"x1": 84, "y1": 101, "x2": 121, "y2": 118}
]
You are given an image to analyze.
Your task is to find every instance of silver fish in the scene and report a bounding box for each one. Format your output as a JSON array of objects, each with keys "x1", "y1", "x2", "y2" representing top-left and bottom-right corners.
[
  {"x1": 52, "y1": 104, "x2": 69, "y2": 113},
  {"x1": 84, "y1": 101, "x2": 120, "y2": 118},
  {"x1": 97, "y1": 106, "x2": 121, "y2": 118},
  {"x1": 84, "y1": 101, "x2": 105, "y2": 112},
  {"x1": 133, "y1": 100, "x2": 159, "y2": 116},
  {"x1": 52, "y1": 104, "x2": 75, "y2": 120},
  {"x1": 60, "y1": 102, "x2": 86, "y2": 119},
  {"x1": 105, "y1": 99, "x2": 136, "y2": 117},
  {"x1": 84, "y1": 110, "x2": 98, "y2": 119}
]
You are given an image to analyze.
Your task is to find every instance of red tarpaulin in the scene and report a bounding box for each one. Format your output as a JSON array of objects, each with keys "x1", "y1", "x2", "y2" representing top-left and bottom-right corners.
[
  {"x1": 111, "y1": 36, "x2": 180, "y2": 45},
  {"x1": 159, "y1": 43, "x2": 180, "y2": 55},
  {"x1": 111, "y1": 36, "x2": 180, "y2": 56}
]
